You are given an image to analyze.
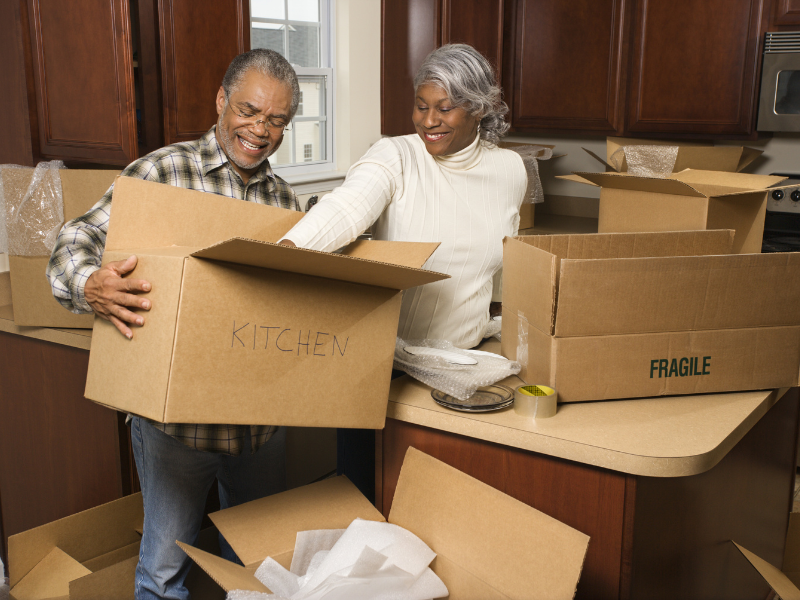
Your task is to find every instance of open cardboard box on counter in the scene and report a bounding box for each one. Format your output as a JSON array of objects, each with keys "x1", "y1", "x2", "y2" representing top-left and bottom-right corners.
[
  {"x1": 501, "y1": 229, "x2": 800, "y2": 403},
  {"x1": 584, "y1": 136, "x2": 763, "y2": 174},
  {"x1": 179, "y1": 447, "x2": 591, "y2": 600},
  {"x1": 1, "y1": 167, "x2": 119, "y2": 328},
  {"x1": 84, "y1": 177, "x2": 449, "y2": 428},
  {"x1": 559, "y1": 169, "x2": 788, "y2": 253}
]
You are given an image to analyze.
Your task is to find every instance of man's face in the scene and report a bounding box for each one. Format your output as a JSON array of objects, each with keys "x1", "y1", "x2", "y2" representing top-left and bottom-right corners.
[{"x1": 215, "y1": 70, "x2": 293, "y2": 180}]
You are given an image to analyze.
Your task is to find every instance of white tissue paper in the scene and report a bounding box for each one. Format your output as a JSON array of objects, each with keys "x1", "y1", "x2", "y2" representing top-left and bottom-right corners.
[
  {"x1": 0, "y1": 554, "x2": 9, "y2": 600},
  {"x1": 226, "y1": 519, "x2": 448, "y2": 600}
]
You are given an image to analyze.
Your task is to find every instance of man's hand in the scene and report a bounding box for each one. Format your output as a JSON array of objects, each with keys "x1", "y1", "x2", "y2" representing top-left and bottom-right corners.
[
  {"x1": 85, "y1": 255, "x2": 151, "y2": 339},
  {"x1": 278, "y1": 239, "x2": 296, "y2": 248}
]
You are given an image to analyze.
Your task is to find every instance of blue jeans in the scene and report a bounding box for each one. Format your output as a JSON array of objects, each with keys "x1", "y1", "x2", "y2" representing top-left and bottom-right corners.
[{"x1": 130, "y1": 417, "x2": 286, "y2": 600}]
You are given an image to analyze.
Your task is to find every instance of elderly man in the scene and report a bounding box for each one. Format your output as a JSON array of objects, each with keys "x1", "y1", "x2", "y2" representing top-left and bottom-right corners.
[{"x1": 47, "y1": 49, "x2": 300, "y2": 600}]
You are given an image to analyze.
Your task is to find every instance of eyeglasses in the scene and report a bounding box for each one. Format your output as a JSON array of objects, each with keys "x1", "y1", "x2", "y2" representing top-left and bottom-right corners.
[{"x1": 226, "y1": 101, "x2": 293, "y2": 133}]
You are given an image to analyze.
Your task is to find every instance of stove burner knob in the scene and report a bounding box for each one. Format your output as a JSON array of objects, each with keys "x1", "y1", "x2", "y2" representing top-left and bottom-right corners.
[
  {"x1": 792, "y1": 190, "x2": 800, "y2": 202},
  {"x1": 772, "y1": 189, "x2": 785, "y2": 201}
]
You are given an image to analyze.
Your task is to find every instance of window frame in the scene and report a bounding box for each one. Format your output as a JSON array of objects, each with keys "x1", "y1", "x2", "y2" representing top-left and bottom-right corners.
[{"x1": 250, "y1": 0, "x2": 336, "y2": 177}]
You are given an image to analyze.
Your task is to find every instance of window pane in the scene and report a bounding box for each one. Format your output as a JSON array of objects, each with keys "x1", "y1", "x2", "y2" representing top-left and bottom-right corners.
[
  {"x1": 288, "y1": 24, "x2": 320, "y2": 67},
  {"x1": 251, "y1": 0, "x2": 284, "y2": 20},
  {"x1": 251, "y1": 24, "x2": 285, "y2": 57},
  {"x1": 776, "y1": 70, "x2": 800, "y2": 115},
  {"x1": 288, "y1": 0, "x2": 319, "y2": 22},
  {"x1": 294, "y1": 120, "x2": 324, "y2": 162},
  {"x1": 297, "y1": 76, "x2": 325, "y2": 117},
  {"x1": 270, "y1": 137, "x2": 291, "y2": 166}
]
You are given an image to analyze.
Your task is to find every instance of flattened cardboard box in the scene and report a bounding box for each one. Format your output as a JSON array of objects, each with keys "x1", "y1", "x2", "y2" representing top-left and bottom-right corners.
[
  {"x1": 501, "y1": 230, "x2": 800, "y2": 403},
  {"x1": 1, "y1": 167, "x2": 119, "y2": 328},
  {"x1": 584, "y1": 136, "x2": 763, "y2": 173},
  {"x1": 84, "y1": 177, "x2": 449, "y2": 428},
  {"x1": 560, "y1": 169, "x2": 788, "y2": 254},
  {"x1": 7, "y1": 493, "x2": 224, "y2": 600},
  {"x1": 179, "y1": 447, "x2": 590, "y2": 600}
]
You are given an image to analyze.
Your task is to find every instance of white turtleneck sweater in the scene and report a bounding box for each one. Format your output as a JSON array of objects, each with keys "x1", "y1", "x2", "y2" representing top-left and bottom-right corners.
[{"x1": 284, "y1": 133, "x2": 527, "y2": 349}]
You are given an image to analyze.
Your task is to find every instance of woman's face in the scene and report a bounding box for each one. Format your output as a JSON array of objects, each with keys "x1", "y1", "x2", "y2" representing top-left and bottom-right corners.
[{"x1": 412, "y1": 84, "x2": 480, "y2": 156}]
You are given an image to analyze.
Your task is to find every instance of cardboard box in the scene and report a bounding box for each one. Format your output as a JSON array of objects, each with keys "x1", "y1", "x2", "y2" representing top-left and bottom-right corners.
[
  {"x1": 560, "y1": 169, "x2": 788, "y2": 254},
  {"x1": 6, "y1": 493, "x2": 224, "y2": 600},
  {"x1": 583, "y1": 136, "x2": 763, "y2": 173},
  {"x1": 84, "y1": 177, "x2": 449, "y2": 428},
  {"x1": 501, "y1": 230, "x2": 800, "y2": 403},
  {"x1": 179, "y1": 447, "x2": 591, "y2": 600},
  {"x1": 1, "y1": 167, "x2": 119, "y2": 328},
  {"x1": 733, "y1": 512, "x2": 800, "y2": 600}
]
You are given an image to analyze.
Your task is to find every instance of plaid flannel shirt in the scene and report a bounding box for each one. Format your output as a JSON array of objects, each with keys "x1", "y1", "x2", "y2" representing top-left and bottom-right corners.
[{"x1": 47, "y1": 126, "x2": 300, "y2": 455}]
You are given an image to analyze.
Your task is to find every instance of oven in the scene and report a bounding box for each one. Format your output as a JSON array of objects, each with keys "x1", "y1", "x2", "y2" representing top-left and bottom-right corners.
[{"x1": 762, "y1": 172, "x2": 800, "y2": 252}]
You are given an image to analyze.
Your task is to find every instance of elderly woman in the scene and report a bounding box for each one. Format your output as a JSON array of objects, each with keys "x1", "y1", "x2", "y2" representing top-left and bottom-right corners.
[{"x1": 281, "y1": 43, "x2": 527, "y2": 349}]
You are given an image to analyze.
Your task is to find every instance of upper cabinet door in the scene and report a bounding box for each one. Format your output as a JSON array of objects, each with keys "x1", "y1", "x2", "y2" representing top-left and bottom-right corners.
[
  {"x1": 626, "y1": 0, "x2": 767, "y2": 136},
  {"x1": 381, "y1": 0, "x2": 441, "y2": 136},
  {"x1": 441, "y1": 0, "x2": 505, "y2": 79},
  {"x1": 26, "y1": 0, "x2": 138, "y2": 165},
  {"x1": 506, "y1": 0, "x2": 631, "y2": 133},
  {"x1": 159, "y1": 0, "x2": 247, "y2": 144}
]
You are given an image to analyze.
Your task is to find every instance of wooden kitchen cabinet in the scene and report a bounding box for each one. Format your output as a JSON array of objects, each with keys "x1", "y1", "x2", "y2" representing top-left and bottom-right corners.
[
  {"x1": 625, "y1": 0, "x2": 769, "y2": 137},
  {"x1": 381, "y1": 0, "x2": 506, "y2": 136},
  {"x1": 382, "y1": 0, "x2": 773, "y2": 137},
  {"x1": 503, "y1": 0, "x2": 631, "y2": 133}
]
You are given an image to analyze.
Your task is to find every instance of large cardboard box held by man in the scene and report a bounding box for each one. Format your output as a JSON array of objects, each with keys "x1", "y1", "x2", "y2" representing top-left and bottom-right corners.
[
  {"x1": 84, "y1": 177, "x2": 449, "y2": 429},
  {"x1": 1, "y1": 167, "x2": 119, "y2": 328},
  {"x1": 561, "y1": 169, "x2": 788, "y2": 254},
  {"x1": 501, "y1": 230, "x2": 800, "y2": 403},
  {"x1": 179, "y1": 447, "x2": 591, "y2": 600}
]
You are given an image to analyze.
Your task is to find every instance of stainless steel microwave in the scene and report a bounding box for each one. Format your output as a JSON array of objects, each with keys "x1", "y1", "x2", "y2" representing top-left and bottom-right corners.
[{"x1": 758, "y1": 32, "x2": 800, "y2": 132}]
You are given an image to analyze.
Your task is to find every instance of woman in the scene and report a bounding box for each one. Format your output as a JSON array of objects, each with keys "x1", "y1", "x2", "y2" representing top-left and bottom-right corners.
[{"x1": 281, "y1": 43, "x2": 527, "y2": 350}]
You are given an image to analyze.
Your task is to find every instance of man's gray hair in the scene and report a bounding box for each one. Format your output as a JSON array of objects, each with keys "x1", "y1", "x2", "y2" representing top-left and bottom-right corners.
[
  {"x1": 222, "y1": 49, "x2": 301, "y2": 118},
  {"x1": 413, "y1": 44, "x2": 509, "y2": 147}
]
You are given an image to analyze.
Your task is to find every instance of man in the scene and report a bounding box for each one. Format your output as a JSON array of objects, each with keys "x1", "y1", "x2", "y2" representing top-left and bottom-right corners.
[{"x1": 47, "y1": 49, "x2": 301, "y2": 600}]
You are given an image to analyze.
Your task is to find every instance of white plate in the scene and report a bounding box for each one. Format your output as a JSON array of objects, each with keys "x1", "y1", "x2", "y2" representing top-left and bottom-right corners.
[
  {"x1": 463, "y1": 349, "x2": 509, "y2": 361},
  {"x1": 403, "y1": 346, "x2": 478, "y2": 365}
]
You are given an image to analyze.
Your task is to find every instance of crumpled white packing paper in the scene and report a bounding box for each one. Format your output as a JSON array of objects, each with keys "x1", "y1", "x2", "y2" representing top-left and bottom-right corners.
[{"x1": 226, "y1": 519, "x2": 448, "y2": 600}]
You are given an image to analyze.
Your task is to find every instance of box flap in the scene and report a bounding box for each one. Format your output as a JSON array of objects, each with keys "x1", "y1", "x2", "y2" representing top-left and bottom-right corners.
[
  {"x1": 59, "y1": 170, "x2": 120, "y2": 221},
  {"x1": 176, "y1": 544, "x2": 268, "y2": 594},
  {"x1": 190, "y1": 238, "x2": 449, "y2": 291},
  {"x1": 671, "y1": 169, "x2": 786, "y2": 192},
  {"x1": 738, "y1": 146, "x2": 763, "y2": 171},
  {"x1": 388, "y1": 448, "x2": 589, "y2": 600},
  {"x1": 10, "y1": 547, "x2": 91, "y2": 600},
  {"x1": 502, "y1": 236, "x2": 557, "y2": 336},
  {"x1": 338, "y1": 239, "x2": 439, "y2": 269},
  {"x1": 209, "y1": 476, "x2": 384, "y2": 567},
  {"x1": 784, "y1": 513, "x2": 800, "y2": 589},
  {"x1": 69, "y1": 554, "x2": 138, "y2": 600},
  {"x1": 556, "y1": 173, "x2": 599, "y2": 186},
  {"x1": 733, "y1": 542, "x2": 800, "y2": 600},
  {"x1": 0, "y1": 271, "x2": 12, "y2": 306},
  {"x1": 673, "y1": 146, "x2": 746, "y2": 173},
  {"x1": 582, "y1": 147, "x2": 616, "y2": 171},
  {"x1": 573, "y1": 172, "x2": 707, "y2": 197},
  {"x1": 8, "y1": 493, "x2": 143, "y2": 587},
  {"x1": 105, "y1": 177, "x2": 305, "y2": 252}
]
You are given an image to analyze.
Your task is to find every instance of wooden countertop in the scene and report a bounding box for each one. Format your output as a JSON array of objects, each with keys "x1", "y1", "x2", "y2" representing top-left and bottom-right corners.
[{"x1": 387, "y1": 339, "x2": 789, "y2": 478}]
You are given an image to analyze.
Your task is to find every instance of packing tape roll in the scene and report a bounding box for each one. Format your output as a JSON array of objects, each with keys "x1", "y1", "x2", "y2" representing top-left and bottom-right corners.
[{"x1": 514, "y1": 385, "x2": 558, "y2": 419}]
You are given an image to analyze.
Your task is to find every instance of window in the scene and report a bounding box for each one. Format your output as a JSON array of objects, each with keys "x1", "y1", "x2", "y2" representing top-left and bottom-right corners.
[{"x1": 250, "y1": 0, "x2": 333, "y2": 174}]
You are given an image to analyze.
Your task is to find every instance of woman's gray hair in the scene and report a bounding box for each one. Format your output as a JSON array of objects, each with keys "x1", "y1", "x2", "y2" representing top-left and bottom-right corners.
[
  {"x1": 222, "y1": 49, "x2": 301, "y2": 118},
  {"x1": 413, "y1": 44, "x2": 509, "y2": 147}
]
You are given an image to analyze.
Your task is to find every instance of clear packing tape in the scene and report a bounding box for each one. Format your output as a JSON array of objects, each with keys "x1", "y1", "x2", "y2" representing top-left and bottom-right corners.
[
  {"x1": 394, "y1": 338, "x2": 520, "y2": 401},
  {"x1": 506, "y1": 145, "x2": 553, "y2": 204},
  {"x1": 1, "y1": 161, "x2": 65, "y2": 256},
  {"x1": 608, "y1": 145, "x2": 679, "y2": 178},
  {"x1": 226, "y1": 519, "x2": 448, "y2": 600}
]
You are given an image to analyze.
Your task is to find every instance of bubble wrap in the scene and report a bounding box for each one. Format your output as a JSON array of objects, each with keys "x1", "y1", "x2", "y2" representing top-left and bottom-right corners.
[
  {"x1": 0, "y1": 555, "x2": 8, "y2": 600},
  {"x1": 394, "y1": 338, "x2": 520, "y2": 401},
  {"x1": 5, "y1": 161, "x2": 65, "y2": 256},
  {"x1": 228, "y1": 519, "x2": 448, "y2": 600},
  {"x1": 0, "y1": 165, "x2": 31, "y2": 255},
  {"x1": 609, "y1": 145, "x2": 679, "y2": 178},
  {"x1": 516, "y1": 311, "x2": 528, "y2": 370},
  {"x1": 505, "y1": 145, "x2": 553, "y2": 204}
]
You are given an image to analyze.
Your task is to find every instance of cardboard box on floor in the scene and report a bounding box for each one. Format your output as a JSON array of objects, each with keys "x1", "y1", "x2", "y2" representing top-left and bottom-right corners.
[
  {"x1": 84, "y1": 177, "x2": 449, "y2": 428},
  {"x1": 1, "y1": 167, "x2": 119, "y2": 328},
  {"x1": 583, "y1": 136, "x2": 763, "y2": 174},
  {"x1": 501, "y1": 230, "x2": 800, "y2": 403},
  {"x1": 559, "y1": 169, "x2": 788, "y2": 254},
  {"x1": 6, "y1": 493, "x2": 224, "y2": 600},
  {"x1": 179, "y1": 447, "x2": 590, "y2": 600}
]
